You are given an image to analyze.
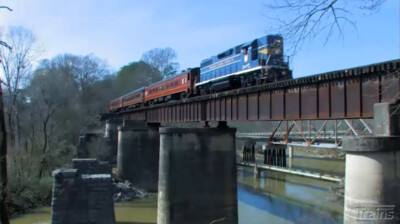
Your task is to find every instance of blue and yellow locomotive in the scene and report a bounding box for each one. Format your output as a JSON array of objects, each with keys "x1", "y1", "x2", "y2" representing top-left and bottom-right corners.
[{"x1": 196, "y1": 35, "x2": 292, "y2": 94}]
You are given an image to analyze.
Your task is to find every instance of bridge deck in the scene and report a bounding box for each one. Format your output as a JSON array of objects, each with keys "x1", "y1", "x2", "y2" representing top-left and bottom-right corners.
[{"x1": 116, "y1": 59, "x2": 399, "y2": 122}]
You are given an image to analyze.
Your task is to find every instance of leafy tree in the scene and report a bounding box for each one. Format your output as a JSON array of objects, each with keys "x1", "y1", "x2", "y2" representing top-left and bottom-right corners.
[
  {"x1": 49, "y1": 54, "x2": 111, "y2": 131},
  {"x1": 64, "y1": 54, "x2": 108, "y2": 99},
  {"x1": 88, "y1": 75, "x2": 120, "y2": 112},
  {"x1": 116, "y1": 61, "x2": 162, "y2": 95},
  {"x1": 141, "y1": 47, "x2": 179, "y2": 77}
]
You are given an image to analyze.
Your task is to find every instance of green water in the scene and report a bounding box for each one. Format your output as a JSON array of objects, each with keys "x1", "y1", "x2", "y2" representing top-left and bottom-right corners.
[{"x1": 10, "y1": 197, "x2": 158, "y2": 224}]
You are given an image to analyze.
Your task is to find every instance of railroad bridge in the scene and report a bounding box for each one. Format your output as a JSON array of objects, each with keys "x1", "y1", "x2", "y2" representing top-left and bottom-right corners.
[
  {"x1": 97, "y1": 60, "x2": 400, "y2": 224},
  {"x1": 120, "y1": 59, "x2": 399, "y2": 122}
]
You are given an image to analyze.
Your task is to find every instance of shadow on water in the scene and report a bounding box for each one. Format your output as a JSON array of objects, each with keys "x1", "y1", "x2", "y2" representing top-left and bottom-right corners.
[{"x1": 291, "y1": 165, "x2": 344, "y2": 177}]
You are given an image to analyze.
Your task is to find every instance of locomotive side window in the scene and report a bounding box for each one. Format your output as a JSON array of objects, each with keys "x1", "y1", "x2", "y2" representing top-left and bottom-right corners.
[
  {"x1": 235, "y1": 45, "x2": 242, "y2": 54},
  {"x1": 175, "y1": 81, "x2": 178, "y2": 86},
  {"x1": 251, "y1": 40, "x2": 258, "y2": 60},
  {"x1": 201, "y1": 59, "x2": 212, "y2": 68},
  {"x1": 217, "y1": 48, "x2": 233, "y2": 59}
]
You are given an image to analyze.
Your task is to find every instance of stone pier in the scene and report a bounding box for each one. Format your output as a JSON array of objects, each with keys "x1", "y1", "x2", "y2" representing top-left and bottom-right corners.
[
  {"x1": 343, "y1": 103, "x2": 400, "y2": 223},
  {"x1": 51, "y1": 159, "x2": 115, "y2": 224},
  {"x1": 157, "y1": 124, "x2": 238, "y2": 224},
  {"x1": 76, "y1": 132, "x2": 114, "y2": 163},
  {"x1": 117, "y1": 120, "x2": 160, "y2": 191}
]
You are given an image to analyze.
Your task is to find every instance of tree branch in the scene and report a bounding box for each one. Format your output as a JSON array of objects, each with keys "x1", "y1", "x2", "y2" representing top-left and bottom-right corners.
[
  {"x1": 265, "y1": 0, "x2": 386, "y2": 56},
  {"x1": 0, "y1": 6, "x2": 12, "y2": 11}
]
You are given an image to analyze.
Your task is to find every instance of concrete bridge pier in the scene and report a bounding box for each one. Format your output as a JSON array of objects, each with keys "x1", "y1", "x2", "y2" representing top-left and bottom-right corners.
[
  {"x1": 343, "y1": 103, "x2": 400, "y2": 223},
  {"x1": 104, "y1": 118, "x2": 122, "y2": 141},
  {"x1": 157, "y1": 123, "x2": 238, "y2": 224},
  {"x1": 117, "y1": 120, "x2": 160, "y2": 192},
  {"x1": 104, "y1": 118, "x2": 122, "y2": 162}
]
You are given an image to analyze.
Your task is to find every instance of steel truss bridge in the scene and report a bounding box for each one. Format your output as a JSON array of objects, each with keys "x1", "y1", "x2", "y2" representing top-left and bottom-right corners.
[{"x1": 236, "y1": 119, "x2": 373, "y2": 148}]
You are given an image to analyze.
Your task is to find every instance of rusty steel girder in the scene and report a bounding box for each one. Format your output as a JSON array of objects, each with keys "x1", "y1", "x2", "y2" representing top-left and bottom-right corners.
[{"x1": 119, "y1": 60, "x2": 400, "y2": 123}]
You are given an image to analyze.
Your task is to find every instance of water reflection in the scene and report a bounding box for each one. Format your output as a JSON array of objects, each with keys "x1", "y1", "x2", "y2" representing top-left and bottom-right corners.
[
  {"x1": 114, "y1": 196, "x2": 157, "y2": 224},
  {"x1": 238, "y1": 166, "x2": 343, "y2": 224}
]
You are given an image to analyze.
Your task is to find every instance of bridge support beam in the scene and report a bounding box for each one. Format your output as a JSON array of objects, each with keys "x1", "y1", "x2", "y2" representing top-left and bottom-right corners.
[
  {"x1": 343, "y1": 103, "x2": 400, "y2": 223},
  {"x1": 287, "y1": 145, "x2": 293, "y2": 159},
  {"x1": 287, "y1": 145, "x2": 293, "y2": 168},
  {"x1": 117, "y1": 121, "x2": 160, "y2": 191},
  {"x1": 157, "y1": 126, "x2": 238, "y2": 224}
]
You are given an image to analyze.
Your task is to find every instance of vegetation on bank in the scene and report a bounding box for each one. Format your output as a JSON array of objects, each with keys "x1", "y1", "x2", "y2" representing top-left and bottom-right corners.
[{"x1": 0, "y1": 25, "x2": 179, "y2": 219}]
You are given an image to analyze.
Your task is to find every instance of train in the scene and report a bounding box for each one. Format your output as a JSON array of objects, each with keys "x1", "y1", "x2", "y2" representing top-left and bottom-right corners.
[{"x1": 109, "y1": 34, "x2": 292, "y2": 112}]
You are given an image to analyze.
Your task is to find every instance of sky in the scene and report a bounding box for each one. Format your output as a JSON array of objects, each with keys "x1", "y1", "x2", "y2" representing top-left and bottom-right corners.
[{"x1": 0, "y1": 0, "x2": 399, "y2": 78}]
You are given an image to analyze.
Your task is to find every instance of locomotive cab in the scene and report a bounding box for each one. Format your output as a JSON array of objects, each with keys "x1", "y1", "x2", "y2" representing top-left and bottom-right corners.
[{"x1": 262, "y1": 35, "x2": 292, "y2": 81}]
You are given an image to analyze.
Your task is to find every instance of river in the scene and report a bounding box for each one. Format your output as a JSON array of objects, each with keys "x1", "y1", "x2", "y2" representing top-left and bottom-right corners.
[{"x1": 11, "y1": 148, "x2": 344, "y2": 223}]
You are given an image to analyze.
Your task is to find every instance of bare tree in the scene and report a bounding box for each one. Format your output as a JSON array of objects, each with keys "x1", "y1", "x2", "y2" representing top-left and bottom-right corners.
[
  {"x1": 266, "y1": 0, "x2": 386, "y2": 55},
  {"x1": 0, "y1": 26, "x2": 37, "y2": 149},
  {"x1": 28, "y1": 60, "x2": 74, "y2": 179},
  {"x1": 0, "y1": 83, "x2": 9, "y2": 224},
  {"x1": 0, "y1": 6, "x2": 12, "y2": 224},
  {"x1": 141, "y1": 47, "x2": 179, "y2": 77}
]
